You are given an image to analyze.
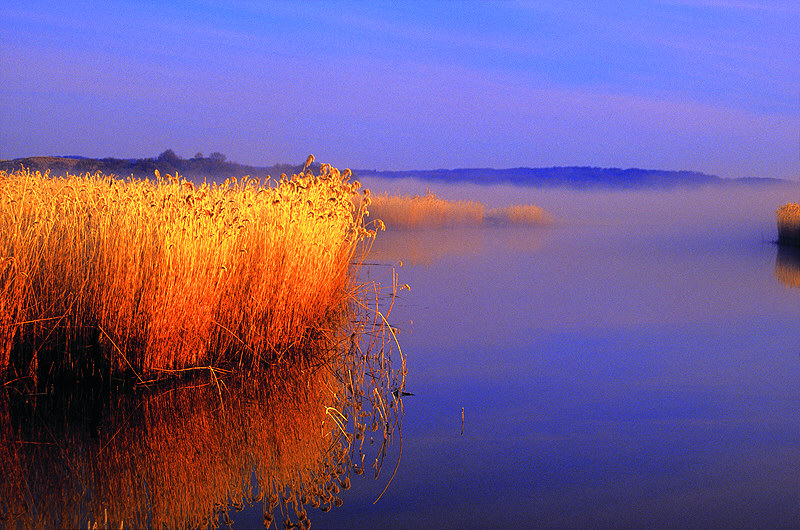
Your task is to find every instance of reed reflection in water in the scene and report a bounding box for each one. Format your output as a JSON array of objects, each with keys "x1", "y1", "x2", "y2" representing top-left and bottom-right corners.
[
  {"x1": 775, "y1": 244, "x2": 800, "y2": 289},
  {"x1": 0, "y1": 348, "x2": 404, "y2": 529}
]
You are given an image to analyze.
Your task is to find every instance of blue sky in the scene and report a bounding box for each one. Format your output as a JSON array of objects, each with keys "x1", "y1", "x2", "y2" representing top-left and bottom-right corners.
[{"x1": 1, "y1": 1, "x2": 798, "y2": 178}]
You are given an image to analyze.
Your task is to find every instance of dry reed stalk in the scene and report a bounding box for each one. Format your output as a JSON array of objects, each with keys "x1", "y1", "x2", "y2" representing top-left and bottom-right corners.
[{"x1": 0, "y1": 164, "x2": 374, "y2": 380}]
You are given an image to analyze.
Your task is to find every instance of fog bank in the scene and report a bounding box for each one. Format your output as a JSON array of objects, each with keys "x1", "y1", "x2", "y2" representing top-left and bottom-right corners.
[{"x1": 357, "y1": 176, "x2": 800, "y2": 240}]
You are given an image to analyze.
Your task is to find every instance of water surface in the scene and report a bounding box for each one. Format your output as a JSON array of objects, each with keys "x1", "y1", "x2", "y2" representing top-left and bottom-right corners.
[{"x1": 303, "y1": 182, "x2": 800, "y2": 528}]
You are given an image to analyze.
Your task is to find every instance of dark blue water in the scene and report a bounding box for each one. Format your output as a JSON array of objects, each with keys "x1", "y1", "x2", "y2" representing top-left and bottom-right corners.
[{"x1": 277, "y1": 183, "x2": 800, "y2": 528}]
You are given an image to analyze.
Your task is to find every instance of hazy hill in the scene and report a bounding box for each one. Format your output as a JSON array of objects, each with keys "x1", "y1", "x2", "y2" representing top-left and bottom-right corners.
[{"x1": 0, "y1": 152, "x2": 786, "y2": 189}]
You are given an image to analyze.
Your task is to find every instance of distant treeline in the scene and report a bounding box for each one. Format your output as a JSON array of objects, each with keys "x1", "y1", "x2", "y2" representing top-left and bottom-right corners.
[
  {"x1": 0, "y1": 150, "x2": 310, "y2": 182},
  {"x1": 353, "y1": 167, "x2": 784, "y2": 189}
]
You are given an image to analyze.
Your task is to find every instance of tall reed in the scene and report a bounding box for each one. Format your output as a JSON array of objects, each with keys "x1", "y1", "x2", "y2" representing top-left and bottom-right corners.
[{"x1": 0, "y1": 164, "x2": 373, "y2": 381}]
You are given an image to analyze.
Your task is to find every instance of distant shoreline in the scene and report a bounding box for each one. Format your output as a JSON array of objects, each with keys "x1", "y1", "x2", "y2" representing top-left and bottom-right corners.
[
  {"x1": 355, "y1": 167, "x2": 788, "y2": 190},
  {"x1": 0, "y1": 154, "x2": 789, "y2": 190}
]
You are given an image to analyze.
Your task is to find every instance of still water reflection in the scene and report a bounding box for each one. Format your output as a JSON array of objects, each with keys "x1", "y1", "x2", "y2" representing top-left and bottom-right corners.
[
  {"x1": 1, "y1": 353, "x2": 404, "y2": 528},
  {"x1": 776, "y1": 245, "x2": 800, "y2": 289}
]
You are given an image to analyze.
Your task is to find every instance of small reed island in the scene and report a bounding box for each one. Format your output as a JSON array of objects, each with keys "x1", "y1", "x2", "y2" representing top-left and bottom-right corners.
[{"x1": 777, "y1": 203, "x2": 800, "y2": 247}]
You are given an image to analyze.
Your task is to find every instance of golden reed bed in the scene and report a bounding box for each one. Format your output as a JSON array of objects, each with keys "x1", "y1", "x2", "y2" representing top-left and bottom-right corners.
[
  {"x1": 0, "y1": 162, "x2": 380, "y2": 382},
  {"x1": 0, "y1": 159, "x2": 407, "y2": 527}
]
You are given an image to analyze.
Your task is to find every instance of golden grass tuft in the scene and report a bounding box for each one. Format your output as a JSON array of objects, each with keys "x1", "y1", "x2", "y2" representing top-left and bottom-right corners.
[{"x1": 0, "y1": 163, "x2": 374, "y2": 381}]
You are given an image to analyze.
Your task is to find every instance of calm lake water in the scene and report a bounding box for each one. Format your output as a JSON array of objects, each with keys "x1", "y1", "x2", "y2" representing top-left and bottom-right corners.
[
  {"x1": 287, "y1": 181, "x2": 800, "y2": 528},
  {"x1": 5, "y1": 181, "x2": 800, "y2": 528}
]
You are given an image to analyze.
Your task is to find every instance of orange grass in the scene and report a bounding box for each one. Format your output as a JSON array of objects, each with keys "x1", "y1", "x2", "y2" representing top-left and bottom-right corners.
[
  {"x1": 777, "y1": 202, "x2": 800, "y2": 246},
  {"x1": 0, "y1": 163, "x2": 374, "y2": 381},
  {"x1": 363, "y1": 190, "x2": 551, "y2": 230}
]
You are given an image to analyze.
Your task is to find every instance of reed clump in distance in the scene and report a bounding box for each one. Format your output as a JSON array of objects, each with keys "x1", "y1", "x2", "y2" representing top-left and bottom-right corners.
[
  {"x1": 364, "y1": 190, "x2": 484, "y2": 229},
  {"x1": 0, "y1": 162, "x2": 376, "y2": 382},
  {"x1": 362, "y1": 189, "x2": 551, "y2": 229},
  {"x1": 776, "y1": 202, "x2": 800, "y2": 246}
]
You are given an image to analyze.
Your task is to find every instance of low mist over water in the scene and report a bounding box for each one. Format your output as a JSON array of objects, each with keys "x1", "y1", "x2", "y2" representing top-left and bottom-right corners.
[{"x1": 358, "y1": 176, "x2": 800, "y2": 235}]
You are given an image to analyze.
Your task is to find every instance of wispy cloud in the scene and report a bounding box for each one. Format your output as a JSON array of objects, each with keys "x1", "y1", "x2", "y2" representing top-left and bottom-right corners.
[{"x1": 660, "y1": 0, "x2": 800, "y2": 15}]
